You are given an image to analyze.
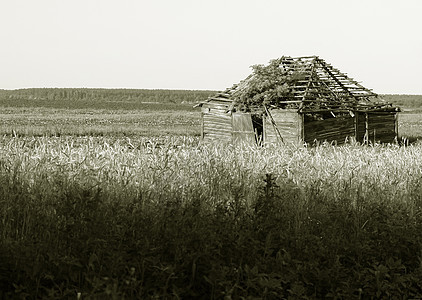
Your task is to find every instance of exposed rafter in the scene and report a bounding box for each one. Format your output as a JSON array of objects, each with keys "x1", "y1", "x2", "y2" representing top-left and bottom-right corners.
[{"x1": 204, "y1": 56, "x2": 399, "y2": 113}]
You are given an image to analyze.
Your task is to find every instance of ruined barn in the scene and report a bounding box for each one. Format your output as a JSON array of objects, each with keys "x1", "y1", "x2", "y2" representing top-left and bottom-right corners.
[{"x1": 196, "y1": 56, "x2": 400, "y2": 145}]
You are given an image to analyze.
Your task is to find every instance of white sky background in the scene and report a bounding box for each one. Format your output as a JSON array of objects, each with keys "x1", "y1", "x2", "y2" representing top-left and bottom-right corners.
[{"x1": 0, "y1": 0, "x2": 421, "y2": 94}]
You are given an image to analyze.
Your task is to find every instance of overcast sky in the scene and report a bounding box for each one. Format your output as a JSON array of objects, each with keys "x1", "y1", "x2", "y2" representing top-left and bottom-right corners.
[{"x1": 1, "y1": 0, "x2": 421, "y2": 94}]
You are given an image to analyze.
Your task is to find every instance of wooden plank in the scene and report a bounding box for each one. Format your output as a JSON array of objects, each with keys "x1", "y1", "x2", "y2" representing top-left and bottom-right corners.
[
  {"x1": 366, "y1": 113, "x2": 397, "y2": 143},
  {"x1": 204, "y1": 128, "x2": 232, "y2": 135},
  {"x1": 304, "y1": 115, "x2": 355, "y2": 144},
  {"x1": 207, "y1": 97, "x2": 233, "y2": 102},
  {"x1": 204, "y1": 127, "x2": 232, "y2": 133},
  {"x1": 395, "y1": 113, "x2": 399, "y2": 138},
  {"x1": 203, "y1": 124, "x2": 232, "y2": 131},
  {"x1": 204, "y1": 124, "x2": 232, "y2": 130},
  {"x1": 204, "y1": 119, "x2": 231, "y2": 126},
  {"x1": 201, "y1": 112, "x2": 204, "y2": 139},
  {"x1": 204, "y1": 126, "x2": 232, "y2": 132},
  {"x1": 204, "y1": 113, "x2": 231, "y2": 120},
  {"x1": 203, "y1": 104, "x2": 231, "y2": 112},
  {"x1": 203, "y1": 116, "x2": 231, "y2": 122},
  {"x1": 232, "y1": 112, "x2": 256, "y2": 145},
  {"x1": 203, "y1": 111, "x2": 232, "y2": 142},
  {"x1": 355, "y1": 112, "x2": 366, "y2": 143},
  {"x1": 264, "y1": 109, "x2": 299, "y2": 145},
  {"x1": 298, "y1": 113, "x2": 304, "y2": 142},
  {"x1": 203, "y1": 121, "x2": 231, "y2": 129}
]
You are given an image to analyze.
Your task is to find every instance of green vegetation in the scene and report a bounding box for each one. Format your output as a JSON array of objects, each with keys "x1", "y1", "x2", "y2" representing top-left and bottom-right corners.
[
  {"x1": 0, "y1": 88, "x2": 420, "y2": 110},
  {"x1": 0, "y1": 88, "x2": 422, "y2": 298},
  {"x1": 1, "y1": 89, "x2": 420, "y2": 139},
  {"x1": 0, "y1": 107, "x2": 200, "y2": 137},
  {"x1": 0, "y1": 88, "x2": 215, "y2": 108},
  {"x1": 0, "y1": 89, "x2": 213, "y2": 137},
  {"x1": 381, "y1": 94, "x2": 422, "y2": 110},
  {"x1": 397, "y1": 113, "x2": 422, "y2": 142},
  {"x1": 1, "y1": 88, "x2": 419, "y2": 110},
  {"x1": 231, "y1": 58, "x2": 306, "y2": 110},
  {"x1": 1, "y1": 137, "x2": 422, "y2": 298}
]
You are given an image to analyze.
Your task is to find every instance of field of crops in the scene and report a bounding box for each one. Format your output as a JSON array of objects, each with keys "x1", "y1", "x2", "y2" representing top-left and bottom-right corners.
[
  {"x1": 0, "y1": 107, "x2": 199, "y2": 137},
  {"x1": 1, "y1": 90, "x2": 422, "y2": 298}
]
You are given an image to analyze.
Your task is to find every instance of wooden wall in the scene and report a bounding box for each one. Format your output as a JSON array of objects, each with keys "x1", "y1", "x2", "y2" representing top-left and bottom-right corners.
[
  {"x1": 201, "y1": 100, "x2": 232, "y2": 142},
  {"x1": 356, "y1": 112, "x2": 367, "y2": 143},
  {"x1": 200, "y1": 101, "x2": 399, "y2": 145},
  {"x1": 304, "y1": 112, "x2": 398, "y2": 145},
  {"x1": 356, "y1": 112, "x2": 398, "y2": 144},
  {"x1": 367, "y1": 112, "x2": 397, "y2": 143},
  {"x1": 264, "y1": 109, "x2": 301, "y2": 145},
  {"x1": 304, "y1": 115, "x2": 355, "y2": 145},
  {"x1": 232, "y1": 112, "x2": 256, "y2": 144}
]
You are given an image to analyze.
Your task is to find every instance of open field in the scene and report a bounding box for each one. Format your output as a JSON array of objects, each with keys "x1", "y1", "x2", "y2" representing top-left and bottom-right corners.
[
  {"x1": 1, "y1": 89, "x2": 422, "y2": 298},
  {"x1": 0, "y1": 93, "x2": 421, "y2": 140},
  {"x1": 0, "y1": 107, "x2": 200, "y2": 137},
  {"x1": 397, "y1": 112, "x2": 422, "y2": 141},
  {"x1": 1, "y1": 137, "x2": 422, "y2": 298}
]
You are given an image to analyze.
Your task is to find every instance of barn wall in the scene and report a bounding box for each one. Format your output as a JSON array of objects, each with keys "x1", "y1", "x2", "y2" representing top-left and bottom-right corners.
[
  {"x1": 304, "y1": 115, "x2": 355, "y2": 144},
  {"x1": 367, "y1": 112, "x2": 397, "y2": 143},
  {"x1": 356, "y1": 112, "x2": 367, "y2": 143},
  {"x1": 200, "y1": 100, "x2": 399, "y2": 145},
  {"x1": 201, "y1": 101, "x2": 232, "y2": 142},
  {"x1": 264, "y1": 109, "x2": 300, "y2": 145},
  {"x1": 232, "y1": 112, "x2": 256, "y2": 145}
]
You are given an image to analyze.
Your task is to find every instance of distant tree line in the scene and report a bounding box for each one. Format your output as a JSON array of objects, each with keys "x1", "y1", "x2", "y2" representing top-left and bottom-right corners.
[
  {"x1": 0, "y1": 89, "x2": 420, "y2": 109},
  {"x1": 0, "y1": 88, "x2": 216, "y2": 104},
  {"x1": 380, "y1": 94, "x2": 422, "y2": 109}
]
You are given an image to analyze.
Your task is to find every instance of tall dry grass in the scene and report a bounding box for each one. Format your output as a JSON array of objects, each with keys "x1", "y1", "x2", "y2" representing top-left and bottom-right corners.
[{"x1": 0, "y1": 136, "x2": 421, "y2": 298}]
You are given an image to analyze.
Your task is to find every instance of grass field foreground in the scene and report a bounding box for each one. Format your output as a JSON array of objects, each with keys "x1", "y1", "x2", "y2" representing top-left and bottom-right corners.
[{"x1": 1, "y1": 136, "x2": 422, "y2": 298}]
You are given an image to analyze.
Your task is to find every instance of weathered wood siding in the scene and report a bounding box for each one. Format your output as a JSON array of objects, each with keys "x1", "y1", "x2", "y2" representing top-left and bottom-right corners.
[
  {"x1": 202, "y1": 112, "x2": 231, "y2": 141},
  {"x1": 201, "y1": 100, "x2": 232, "y2": 141},
  {"x1": 264, "y1": 109, "x2": 300, "y2": 145},
  {"x1": 367, "y1": 113, "x2": 397, "y2": 143},
  {"x1": 232, "y1": 112, "x2": 255, "y2": 144},
  {"x1": 356, "y1": 112, "x2": 367, "y2": 143},
  {"x1": 200, "y1": 99, "x2": 399, "y2": 145},
  {"x1": 304, "y1": 115, "x2": 355, "y2": 144}
]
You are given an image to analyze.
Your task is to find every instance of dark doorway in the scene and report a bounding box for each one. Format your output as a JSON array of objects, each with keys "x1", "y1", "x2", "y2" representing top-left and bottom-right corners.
[{"x1": 252, "y1": 114, "x2": 264, "y2": 146}]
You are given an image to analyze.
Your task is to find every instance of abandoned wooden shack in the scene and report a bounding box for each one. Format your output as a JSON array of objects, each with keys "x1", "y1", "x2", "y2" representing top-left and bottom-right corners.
[{"x1": 196, "y1": 56, "x2": 400, "y2": 145}]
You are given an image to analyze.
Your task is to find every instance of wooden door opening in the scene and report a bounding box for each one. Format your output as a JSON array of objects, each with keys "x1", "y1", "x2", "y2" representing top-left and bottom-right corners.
[
  {"x1": 252, "y1": 114, "x2": 264, "y2": 146},
  {"x1": 232, "y1": 112, "x2": 264, "y2": 146}
]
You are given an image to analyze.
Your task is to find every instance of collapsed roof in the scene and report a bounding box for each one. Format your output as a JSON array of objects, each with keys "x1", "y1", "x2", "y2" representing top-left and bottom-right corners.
[{"x1": 203, "y1": 56, "x2": 399, "y2": 113}]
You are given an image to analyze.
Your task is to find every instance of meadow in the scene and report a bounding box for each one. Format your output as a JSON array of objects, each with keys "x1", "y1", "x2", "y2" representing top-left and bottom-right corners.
[
  {"x1": 0, "y1": 107, "x2": 200, "y2": 137},
  {"x1": 0, "y1": 89, "x2": 422, "y2": 298}
]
